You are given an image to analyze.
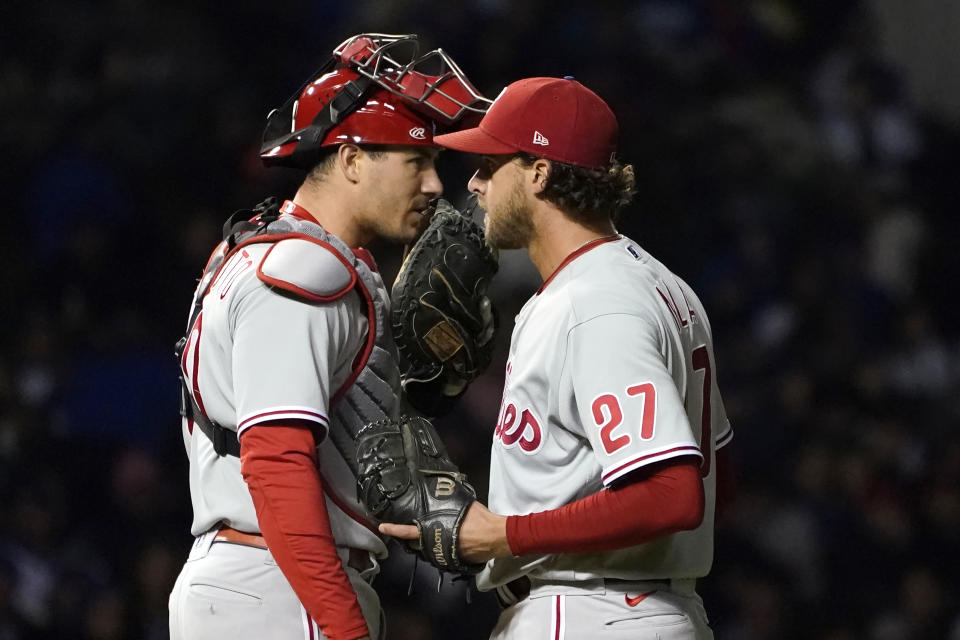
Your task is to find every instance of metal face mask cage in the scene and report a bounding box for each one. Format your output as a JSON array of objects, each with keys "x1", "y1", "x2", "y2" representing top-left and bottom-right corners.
[{"x1": 333, "y1": 33, "x2": 492, "y2": 125}]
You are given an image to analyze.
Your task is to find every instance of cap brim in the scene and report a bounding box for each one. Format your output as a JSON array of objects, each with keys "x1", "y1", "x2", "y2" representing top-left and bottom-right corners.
[{"x1": 433, "y1": 126, "x2": 518, "y2": 155}]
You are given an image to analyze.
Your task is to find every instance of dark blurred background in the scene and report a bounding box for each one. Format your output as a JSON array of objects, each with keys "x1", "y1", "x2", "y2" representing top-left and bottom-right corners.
[{"x1": 3, "y1": 1, "x2": 960, "y2": 638}]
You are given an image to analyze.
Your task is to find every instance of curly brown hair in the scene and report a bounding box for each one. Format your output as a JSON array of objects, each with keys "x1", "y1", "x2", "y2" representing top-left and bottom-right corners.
[{"x1": 518, "y1": 153, "x2": 636, "y2": 224}]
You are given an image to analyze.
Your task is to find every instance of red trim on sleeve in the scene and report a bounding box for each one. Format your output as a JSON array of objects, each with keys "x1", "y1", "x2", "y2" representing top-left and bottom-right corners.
[
  {"x1": 601, "y1": 445, "x2": 703, "y2": 484},
  {"x1": 505, "y1": 458, "x2": 705, "y2": 556},
  {"x1": 537, "y1": 235, "x2": 620, "y2": 294},
  {"x1": 239, "y1": 422, "x2": 369, "y2": 640},
  {"x1": 717, "y1": 427, "x2": 734, "y2": 449},
  {"x1": 237, "y1": 408, "x2": 329, "y2": 432}
]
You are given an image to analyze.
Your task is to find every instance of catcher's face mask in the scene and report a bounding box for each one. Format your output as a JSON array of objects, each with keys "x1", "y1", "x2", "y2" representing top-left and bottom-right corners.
[{"x1": 261, "y1": 33, "x2": 491, "y2": 169}]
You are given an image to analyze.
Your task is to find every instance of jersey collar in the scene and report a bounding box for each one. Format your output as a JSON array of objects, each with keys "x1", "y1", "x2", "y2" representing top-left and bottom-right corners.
[
  {"x1": 281, "y1": 200, "x2": 379, "y2": 272},
  {"x1": 280, "y1": 200, "x2": 316, "y2": 221},
  {"x1": 537, "y1": 235, "x2": 620, "y2": 295}
]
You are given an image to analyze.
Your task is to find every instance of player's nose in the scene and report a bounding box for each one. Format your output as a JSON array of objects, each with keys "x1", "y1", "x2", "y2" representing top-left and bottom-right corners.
[
  {"x1": 467, "y1": 170, "x2": 484, "y2": 196},
  {"x1": 421, "y1": 166, "x2": 443, "y2": 198}
]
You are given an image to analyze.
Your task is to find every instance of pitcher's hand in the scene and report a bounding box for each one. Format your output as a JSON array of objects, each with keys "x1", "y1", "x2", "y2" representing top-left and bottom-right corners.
[{"x1": 379, "y1": 502, "x2": 511, "y2": 564}]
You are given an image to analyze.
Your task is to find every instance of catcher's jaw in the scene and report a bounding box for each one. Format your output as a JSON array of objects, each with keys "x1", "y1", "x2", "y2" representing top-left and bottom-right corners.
[{"x1": 352, "y1": 146, "x2": 443, "y2": 246}]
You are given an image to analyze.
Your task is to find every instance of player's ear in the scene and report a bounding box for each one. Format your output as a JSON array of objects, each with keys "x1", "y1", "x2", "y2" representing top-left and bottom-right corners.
[
  {"x1": 337, "y1": 144, "x2": 362, "y2": 184},
  {"x1": 530, "y1": 158, "x2": 551, "y2": 194}
]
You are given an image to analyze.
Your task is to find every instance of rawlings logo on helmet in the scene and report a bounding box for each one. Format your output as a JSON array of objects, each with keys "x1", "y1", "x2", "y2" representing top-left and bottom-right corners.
[{"x1": 408, "y1": 127, "x2": 427, "y2": 140}]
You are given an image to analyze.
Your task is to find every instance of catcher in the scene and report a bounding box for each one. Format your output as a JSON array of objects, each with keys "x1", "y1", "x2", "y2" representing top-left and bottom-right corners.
[{"x1": 168, "y1": 33, "x2": 494, "y2": 640}]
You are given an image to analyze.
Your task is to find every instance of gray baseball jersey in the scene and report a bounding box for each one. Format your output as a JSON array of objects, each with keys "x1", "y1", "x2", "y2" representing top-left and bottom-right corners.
[
  {"x1": 178, "y1": 235, "x2": 387, "y2": 555},
  {"x1": 478, "y1": 235, "x2": 733, "y2": 592}
]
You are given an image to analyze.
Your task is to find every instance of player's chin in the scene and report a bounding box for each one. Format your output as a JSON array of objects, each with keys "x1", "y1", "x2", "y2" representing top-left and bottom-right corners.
[
  {"x1": 388, "y1": 222, "x2": 420, "y2": 245},
  {"x1": 406, "y1": 211, "x2": 430, "y2": 236},
  {"x1": 486, "y1": 229, "x2": 520, "y2": 251}
]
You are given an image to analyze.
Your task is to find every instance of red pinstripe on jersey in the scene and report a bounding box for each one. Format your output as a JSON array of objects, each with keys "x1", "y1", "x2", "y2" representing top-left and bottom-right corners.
[
  {"x1": 238, "y1": 408, "x2": 329, "y2": 434},
  {"x1": 551, "y1": 594, "x2": 565, "y2": 640},
  {"x1": 300, "y1": 603, "x2": 320, "y2": 639},
  {"x1": 717, "y1": 430, "x2": 734, "y2": 448}
]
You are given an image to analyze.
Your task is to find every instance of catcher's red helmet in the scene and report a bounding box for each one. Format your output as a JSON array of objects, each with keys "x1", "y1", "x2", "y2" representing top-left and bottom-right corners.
[{"x1": 261, "y1": 33, "x2": 490, "y2": 170}]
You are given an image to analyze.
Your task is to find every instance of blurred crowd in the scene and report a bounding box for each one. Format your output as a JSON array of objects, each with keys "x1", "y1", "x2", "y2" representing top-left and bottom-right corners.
[{"x1": 3, "y1": 1, "x2": 959, "y2": 638}]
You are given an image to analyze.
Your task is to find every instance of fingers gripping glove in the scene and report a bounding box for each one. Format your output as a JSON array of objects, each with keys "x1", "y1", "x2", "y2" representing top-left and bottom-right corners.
[
  {"x1": 356, "y1": 415, "x2": 481, "y2": 574},
  {"x1": 391, "y1": 198, "x2": 499, "y2": 416}
]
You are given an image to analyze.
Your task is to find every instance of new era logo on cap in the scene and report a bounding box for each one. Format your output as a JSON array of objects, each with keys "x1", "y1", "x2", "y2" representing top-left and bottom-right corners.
[{"x1": 532, "y1": 131, "x2": 549, "y2": 146}]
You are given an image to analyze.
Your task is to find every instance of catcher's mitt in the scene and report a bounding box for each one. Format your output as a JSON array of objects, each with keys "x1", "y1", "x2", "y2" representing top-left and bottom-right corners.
[
  {"x1": 356, "y1": 415, "x2": 481, "y2": 574},
  {"x1": 391, "y1": 197, "x2": 498, "y2": 416}
]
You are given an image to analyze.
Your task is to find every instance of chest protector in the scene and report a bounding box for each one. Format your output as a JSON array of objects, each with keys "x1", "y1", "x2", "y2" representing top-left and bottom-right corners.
[{"x1": 176, "y1": 198, "x2": 402, "y2": 475}]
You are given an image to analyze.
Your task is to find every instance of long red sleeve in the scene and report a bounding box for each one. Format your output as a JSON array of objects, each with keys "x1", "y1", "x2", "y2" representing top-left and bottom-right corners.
[
  {"x1": 506, "y1": 458, "x2": 705, "y2": 556},
  {"x1": 240, "y1": 422, "x2": 368, "y2": 640}
]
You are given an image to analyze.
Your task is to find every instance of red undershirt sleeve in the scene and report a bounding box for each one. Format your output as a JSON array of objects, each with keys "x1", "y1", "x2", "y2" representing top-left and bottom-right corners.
[
  {"x1": 506, "y1": 458, "x2": 705, "y2": 556},
  {"x1": 240, "y1": 421, "x2": 368, "y2": 640}
]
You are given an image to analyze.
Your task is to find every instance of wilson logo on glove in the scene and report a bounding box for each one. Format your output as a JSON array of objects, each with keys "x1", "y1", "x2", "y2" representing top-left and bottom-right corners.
[
  {"x1": 433, "y1": 527, "x2": 446, "y2": 566},
  {"x1": 355, "y1": 415, "x2": 482, "y2": 574}
]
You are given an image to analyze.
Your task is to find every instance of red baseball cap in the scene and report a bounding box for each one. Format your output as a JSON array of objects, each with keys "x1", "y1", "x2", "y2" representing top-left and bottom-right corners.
[{"x1": 433, "y1": 76, "x2": 618, "y2": 169}]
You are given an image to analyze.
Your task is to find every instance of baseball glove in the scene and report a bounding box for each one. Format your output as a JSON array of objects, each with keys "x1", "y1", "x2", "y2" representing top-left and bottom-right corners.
[
  {"x1": 356, "y1": 415, "x2": 481, "y2": 574},
  {"x1": 391, "y1": 197, "x2": 498, "y2": 416}
]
